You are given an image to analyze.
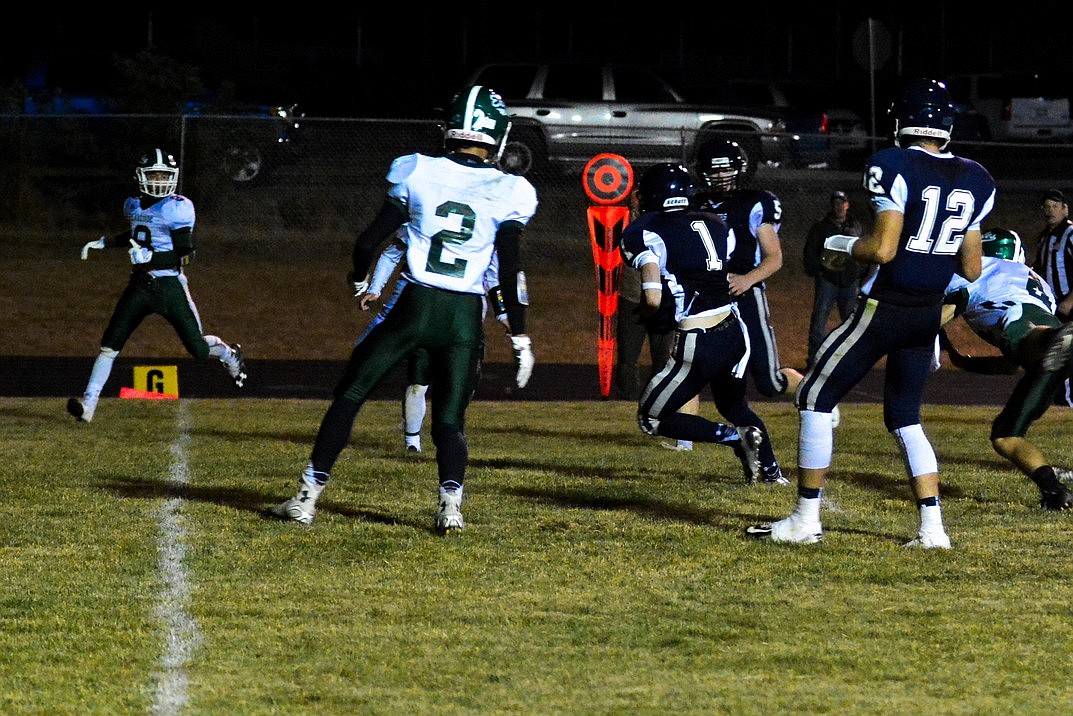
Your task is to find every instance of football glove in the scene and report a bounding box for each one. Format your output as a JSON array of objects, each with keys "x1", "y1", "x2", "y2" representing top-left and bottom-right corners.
[
  {"x1": 128, "y1": 238, "x2": 152, "y2": 265},
  {"x1": 81, "y1": 236, "x2": 106, "y2": 260},
  {"x1": 511, "y1": 334, "x2": 534, "y2": 389},
  {"x1": 347, "y1": 271, "x2": 370, "y2": 298},
  {"x1": 821, "y1": 234, "x2": 858, "y2": 272}
]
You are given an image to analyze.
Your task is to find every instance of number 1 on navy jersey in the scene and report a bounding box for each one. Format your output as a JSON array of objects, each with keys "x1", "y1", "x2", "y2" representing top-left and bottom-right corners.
[{"x1": 691, "y1": 219, "x2": 724, "y2": 271}]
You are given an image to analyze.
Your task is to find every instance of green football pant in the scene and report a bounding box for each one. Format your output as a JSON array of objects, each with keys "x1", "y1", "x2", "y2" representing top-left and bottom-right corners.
[{"x1": 311, "y1": 283, "x2": 485, "y2": 484}]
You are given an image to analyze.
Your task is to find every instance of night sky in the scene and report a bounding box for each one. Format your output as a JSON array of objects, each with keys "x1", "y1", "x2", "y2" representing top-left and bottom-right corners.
[{"x1": 3, "y1": 6, "x2": 1073, "y2": 118}]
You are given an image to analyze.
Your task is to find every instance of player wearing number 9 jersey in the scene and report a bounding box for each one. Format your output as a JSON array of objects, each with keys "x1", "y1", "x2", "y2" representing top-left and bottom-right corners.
[
  {"x1": 748, "y1": 78, "x2": 996, "y2": 549},
  {"x1": 271, "y1": 85, "x2": 538, "y2": 534}
]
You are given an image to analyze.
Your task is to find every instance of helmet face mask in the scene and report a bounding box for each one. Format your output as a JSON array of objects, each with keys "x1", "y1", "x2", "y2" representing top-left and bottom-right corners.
[
  {"x1": 444, "y1": 85, "x2": 512, "y2": 163},
  {"x1": 638, "y1": 163, "x2": 695, "y2": 213},
  {"x1": 694, "y1": 138, "x2": 746, "y2": 193},
  {"x1": 891, "y1": 78, "x2": 955, "y2": 151},
  {"x1": 136, "y1": 148, "x2": 179, "y2": 198},
  {"x1": 981, "y1": 228, "x2": 1025, "y2": 263}
]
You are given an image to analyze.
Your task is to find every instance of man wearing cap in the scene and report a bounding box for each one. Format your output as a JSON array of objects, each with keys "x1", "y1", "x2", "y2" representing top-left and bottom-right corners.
[
  {"x1": 1031, "y1": 189, "x2": 1073, "y2": 406},
  {"x1": 802, "y1": 190, "x2": 864, "y2": 370}
]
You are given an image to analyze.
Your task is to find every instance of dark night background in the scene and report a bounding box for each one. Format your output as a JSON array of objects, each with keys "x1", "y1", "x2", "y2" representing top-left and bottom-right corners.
[{"x1": 2, "y1": 6, "x2": 1073, "y2": 119}]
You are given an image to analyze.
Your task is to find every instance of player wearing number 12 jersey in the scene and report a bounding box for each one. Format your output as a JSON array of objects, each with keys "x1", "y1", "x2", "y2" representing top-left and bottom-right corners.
[
  {"x1": 271, "y1": 85, "x2": 538, "y2": 534},
  {"x1": 748, "y1": 78, "x2": 996, "y2": 549}
]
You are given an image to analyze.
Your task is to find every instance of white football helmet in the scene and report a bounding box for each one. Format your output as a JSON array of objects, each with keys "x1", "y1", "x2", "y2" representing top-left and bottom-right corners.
[{"x1": 135, "y1": 148, "x2": 179, "y2": 198}]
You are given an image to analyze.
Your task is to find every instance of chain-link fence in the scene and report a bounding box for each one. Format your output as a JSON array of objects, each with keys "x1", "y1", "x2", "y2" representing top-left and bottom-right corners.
[
  {"x1": 5, "y1": 114, "x2": 1068, "y2": 265},
  {"x1": 4, "y1": 114, "x2": 1072, "y2": 371},
  {"x1": 0, "y1": 116, "x2": 858, "y2": 246}
]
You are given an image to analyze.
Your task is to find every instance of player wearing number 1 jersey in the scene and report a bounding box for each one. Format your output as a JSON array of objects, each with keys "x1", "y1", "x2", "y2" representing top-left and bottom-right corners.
[
  {"x1": 621, "y1": 163, "x2": 767, "y2": 484},
  {"x1": 270, "y1": 85, "x2": 538, "y2": 534},
  {"x1": 748, "y1": 78, "x2": 996, "y2": 549}
]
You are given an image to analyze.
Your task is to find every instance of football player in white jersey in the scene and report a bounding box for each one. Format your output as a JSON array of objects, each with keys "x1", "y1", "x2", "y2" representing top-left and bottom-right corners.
[
  {"x1": 941, "y1": 228, "x2": 1073, "y2": 509},
  {"x1": 68, "y1": 148, "x2": 247, "y2": 423},
  {"x1": 357, "y1": 235, "x2": 519, "y2": 454},
  {"x1": 271, "y1": 85, "x2": 538, "y2": 535}
]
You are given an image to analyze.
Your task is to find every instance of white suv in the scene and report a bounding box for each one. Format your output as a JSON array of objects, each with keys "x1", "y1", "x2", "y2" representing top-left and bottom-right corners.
[
  {"x1": 464, "y1": 62, "x2": 792, "y2": 177},
  {"x1": 946, "y1": 73, "x2": 1073, "y2": 142}
]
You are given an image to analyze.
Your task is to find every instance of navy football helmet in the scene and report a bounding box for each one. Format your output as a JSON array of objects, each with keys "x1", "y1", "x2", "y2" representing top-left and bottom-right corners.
[
  {"x1": 444, "y1": 85, "x2": 512, "y2": 163},
  {"x1": 694, "y1": 137, "x2": 747, "y2": 193},
  {"x1": 982, "y1": 228, "x2": 1026, "y2": 263},
  {"x1": 136, "y1": 148, "x2": 179, "y2": 198},
  {"x1": 637, "y1": 163, "x2": 695, "y2": 213},
  {"x1": 890, "y1": 78, "x2": 956, "y2": 150}
]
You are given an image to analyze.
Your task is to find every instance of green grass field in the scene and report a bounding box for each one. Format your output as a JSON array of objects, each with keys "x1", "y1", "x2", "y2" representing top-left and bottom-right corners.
[{"x1": 3, "y1": 397, "x2": 1073, "y2": 714}]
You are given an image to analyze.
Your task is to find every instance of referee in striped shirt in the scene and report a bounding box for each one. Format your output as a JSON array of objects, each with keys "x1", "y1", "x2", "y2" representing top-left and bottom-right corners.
[{"x1": 1032, "y1": 188, "x2": 1073, "y2": 406}]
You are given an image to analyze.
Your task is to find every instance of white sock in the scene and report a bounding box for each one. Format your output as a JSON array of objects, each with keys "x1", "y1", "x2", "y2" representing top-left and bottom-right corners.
[
  {"x1": 403, "y1": 384, "x2": 428, "y2": 438},
  {"x1": 299, "y1": 463, "x2": 327, "y2": 501},
  {"x1": 205, "y1": 335, "x2": 238, "y2": 371},
  {"x1": 793, "y1": 496, "x2": 822, "y2": 525},
  {"x1": 919, "y1": 504, "x2": 944, "y2": 534},
  {"x1": 85, "y1": 347, "x2": 119, "y2": 404}
]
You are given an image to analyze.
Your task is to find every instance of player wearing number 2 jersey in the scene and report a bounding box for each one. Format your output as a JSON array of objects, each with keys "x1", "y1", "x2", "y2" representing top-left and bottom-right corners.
[
  {"x1": 271, "y1": 85, "x2": 538, "y2": 534},
  {"x1": 748, "y1": 78, "x2": 996, "y2": 549}
]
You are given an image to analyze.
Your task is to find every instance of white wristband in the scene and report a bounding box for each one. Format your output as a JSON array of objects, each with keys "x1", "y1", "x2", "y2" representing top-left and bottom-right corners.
[
  {"x1": 641, "y1": 282, "x2": 663, "y2": 291},
  {"x1": 823, "y1": 234, "x2": 859, "y2": 255}
]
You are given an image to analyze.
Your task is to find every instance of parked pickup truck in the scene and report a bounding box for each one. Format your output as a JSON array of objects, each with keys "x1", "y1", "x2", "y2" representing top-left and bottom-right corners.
[{"x1": 464, "y1": 62, "x2": 793, "y2": 178}]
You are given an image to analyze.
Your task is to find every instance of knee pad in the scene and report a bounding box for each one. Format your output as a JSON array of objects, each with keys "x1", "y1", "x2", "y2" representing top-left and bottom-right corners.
[
  {"x1": 891, "y1": 424, "x2": 937, "y2": 478},
  {"x1": 798, "y1": 410, "x2": 833, "y2": 470}
]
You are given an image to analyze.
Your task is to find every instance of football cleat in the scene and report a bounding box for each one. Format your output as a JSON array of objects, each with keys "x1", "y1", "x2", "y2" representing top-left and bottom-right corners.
[
  {"x1": 66, "y1": 397, "x2": 95, "y2": 423},
  {"x1": 1042, "y1": 323, "x2": 1073, "y2": 374},
  {"x1": 226, "y1": 344, "x2": 247, "y2": 388},
  {"x1": 903, "y1": 531, "x2": 951, "y2": 549},
  {"x1": 270, "y1": 471, "x2": 323, "y2": 525},
  {"x1": 759, "y1": 464, "x2": 790, "y2": 486},
  {"x1": 1039, "y1": 485, "x2": 1073, "y2": 511},
  {"x1": 661, "y1": 440, "x2": 694, "y2": 451},
  {"x1": 270, "y1": 494, "x2": 316, "y2": 525},
  {"x1": 745, "y1": 516, "x2": 823, "y2": 544},
  {"x1": 732, "y1": 426, "x2": 763, "y2": 484},
  {"x1": 436, "y1": 486, "x2": 465, "y2": 536}
]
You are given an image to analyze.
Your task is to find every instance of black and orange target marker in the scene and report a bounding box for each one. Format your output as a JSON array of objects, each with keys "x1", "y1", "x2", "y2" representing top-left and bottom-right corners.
[
  {"x1": 583, "y1": 153, "x2": 635, "y2": 206},
  {"x1": 582, "y1": 153, "x2": 634, "y2": 398}
]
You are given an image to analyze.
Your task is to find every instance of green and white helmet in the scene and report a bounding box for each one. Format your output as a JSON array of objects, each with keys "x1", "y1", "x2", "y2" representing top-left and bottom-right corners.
[
  {"x1": 445, "y1": 85, "x2": 511, "y2": 162},
  {"x1": 981, "y1": 228, "x2": 1026, "y2": 263}
]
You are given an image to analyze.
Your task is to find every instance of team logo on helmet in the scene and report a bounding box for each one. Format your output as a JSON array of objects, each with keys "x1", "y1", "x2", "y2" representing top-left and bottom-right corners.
[
  {"x1": 981, "y1": 228, "x2": 1026, "y2": 263},
  {"x1": 445, "y1": 85, "x2": 511, "y2": 151},
  {"x1": 135, "y1": 147, "x2": 179, "y2": 198}
]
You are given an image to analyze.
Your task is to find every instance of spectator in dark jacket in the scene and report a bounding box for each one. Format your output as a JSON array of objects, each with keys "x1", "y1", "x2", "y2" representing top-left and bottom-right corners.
[{"x1": 802, "y1": 190, "x2": 864, "y2": 369}]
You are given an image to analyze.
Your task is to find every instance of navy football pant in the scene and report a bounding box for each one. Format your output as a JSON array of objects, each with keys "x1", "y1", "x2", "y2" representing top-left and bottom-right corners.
[
  {"x1": 737, "y1": 283, "x2": 790, "y2": 398},
  {"x1": 796, "y1": 297, "x2": 942, "y2": 432}
]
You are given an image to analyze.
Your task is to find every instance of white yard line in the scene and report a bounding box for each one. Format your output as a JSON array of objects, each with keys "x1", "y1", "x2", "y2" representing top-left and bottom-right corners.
[{"x1": 150, "y1": 401, "x2": 202, "y2": 715}]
